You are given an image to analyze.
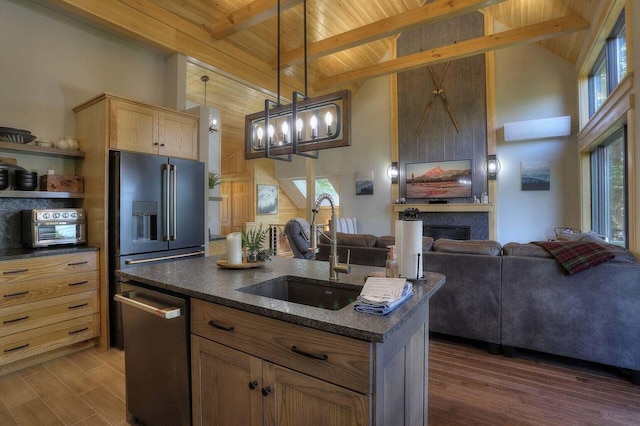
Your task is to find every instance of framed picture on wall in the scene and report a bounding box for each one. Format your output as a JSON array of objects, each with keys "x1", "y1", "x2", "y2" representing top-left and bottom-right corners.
[
  {"x1": 356, "y1": 170, "x2": 373, "y2": 195},
  {"x1": 257, "y1": 184, "x2": 278, "y2": 214},
  {"x1": 521, "y1": 162, "x2": 551, "y2": 191}
]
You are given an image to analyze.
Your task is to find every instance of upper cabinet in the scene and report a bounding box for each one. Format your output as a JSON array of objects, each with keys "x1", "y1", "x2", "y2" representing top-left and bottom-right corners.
[{"x1": 109, "y1": 98, "x2": 198, "y2": 160}]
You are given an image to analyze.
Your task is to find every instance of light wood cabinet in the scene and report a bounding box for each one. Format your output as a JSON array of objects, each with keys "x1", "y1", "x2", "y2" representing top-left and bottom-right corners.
[
  {"x1": 74, "y1": 93, "x2": 201, "y2": 348},
  {"x1": 192, "y1": 335, "x2": 369, "y2": 426},
  {"x1": 192, "y1": 297, "x2": 436, "y2": 425},
  {"x1": 109, "y1": 99, "x2": 198, "y2": 159},
  {"x1": 0, "y1": 251, "x2": 100, "y2": 373}
]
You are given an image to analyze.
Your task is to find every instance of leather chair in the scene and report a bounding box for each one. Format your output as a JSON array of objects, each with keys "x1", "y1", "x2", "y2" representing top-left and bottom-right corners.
[{"x1": 284, "y1": 219, "x2": 314, "y2": 259}]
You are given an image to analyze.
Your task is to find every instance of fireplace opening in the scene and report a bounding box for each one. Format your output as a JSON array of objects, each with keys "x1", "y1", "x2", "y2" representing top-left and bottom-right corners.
[{"x1": 423, "y1": 225, "x2": 470, "y2": 241}]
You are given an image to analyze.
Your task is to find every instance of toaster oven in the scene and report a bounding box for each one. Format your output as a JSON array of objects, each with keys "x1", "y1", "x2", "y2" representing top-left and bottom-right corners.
[{"x1": 21, "y1": 208, "x2": 87, "y2": 247}]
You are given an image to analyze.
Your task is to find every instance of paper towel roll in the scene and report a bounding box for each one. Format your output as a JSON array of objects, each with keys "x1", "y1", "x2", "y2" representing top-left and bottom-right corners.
[
  {"x1": 396, "y1": 220, "x2": 423, "y2": 279},
  {"x1": 226, "y1": 232, "x2": 243, "y2": 265}
]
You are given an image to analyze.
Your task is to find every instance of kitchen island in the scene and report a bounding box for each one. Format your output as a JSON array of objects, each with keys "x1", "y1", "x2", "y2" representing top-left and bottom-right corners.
[{"x1": 118, "y1": 255, "x2": 445, "y2": 425}]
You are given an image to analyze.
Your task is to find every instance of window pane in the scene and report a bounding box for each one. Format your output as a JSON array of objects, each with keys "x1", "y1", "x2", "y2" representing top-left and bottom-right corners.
[
  {"x1": 292, "y1": 178, "x2": 340, "y2": 206},
  {"x1": 604, "y1": 135, "x2": 625, "y2": 245},
  {"x1": 613, "y1": 35, "x2": 627, "y2": 84},
  {"x1": 592, "y1": 58, "x2": 607, "y2": 112}
]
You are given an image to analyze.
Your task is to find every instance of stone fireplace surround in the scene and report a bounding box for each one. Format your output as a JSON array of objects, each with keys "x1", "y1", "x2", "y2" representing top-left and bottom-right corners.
[{"x1": 394, "y1": 204, "x2": 492, "y2": 240}]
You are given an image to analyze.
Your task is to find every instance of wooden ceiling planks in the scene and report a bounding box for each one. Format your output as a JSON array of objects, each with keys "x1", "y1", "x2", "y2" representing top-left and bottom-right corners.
[{"x1": 43, "y1": 0, "x2": 602, "y2": 161}]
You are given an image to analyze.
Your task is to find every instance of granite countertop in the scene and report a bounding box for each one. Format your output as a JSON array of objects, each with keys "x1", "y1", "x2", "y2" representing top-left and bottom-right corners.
[
  {"x1": 117, "y1": 256, "x2": 445, "y2": 343},
  {"x1": 0, "y1": 245, "x2": 98, "y2": 261}
]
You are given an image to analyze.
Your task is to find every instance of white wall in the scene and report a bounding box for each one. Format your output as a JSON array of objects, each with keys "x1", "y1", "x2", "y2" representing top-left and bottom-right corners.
[
  {"x1": 494, "y1": 27, "x2": 580, "y2": 243},
  {"x1": 275, "y1": 74, "x2": 394, "y2": 235},
  {"x1": 0, "y1": 0, "x2": 167, "y2": 140}
]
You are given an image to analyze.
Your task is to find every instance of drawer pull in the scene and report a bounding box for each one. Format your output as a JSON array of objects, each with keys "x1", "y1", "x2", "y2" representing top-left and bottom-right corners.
[
  {"x1": 290, "y1": 346, "x2": 328, "y2": 361},
  {"x1": 68, "y1": 261, "x2": 88, "y2": 266},
  {"x1": 68, "y1": 303, "x2": 89, "y2": 310},
  {"x1": 208, "y1": 320, "x2": 234, "y2": 332},
  {"x1": 3, "y1": 291, "x2": 29, "y2": 298},
  {"x1": 3, "y1": 269, "x2": 28, "y2": 275},
  {"x1": 68, "y1": 280, "x2": 89, "y2": 287},
  {"x1": 4, "y1": 343, "x2": 29, "y2": 353},
  {"x1": 69, "y1": 327, "x2": 89, "y2": 335},
  {"x1": 249, "y1": 381, "x2": 258, "y2": 390},
  {"x1": 3, "y1": 315, "x2": 29, "y2": 324}
]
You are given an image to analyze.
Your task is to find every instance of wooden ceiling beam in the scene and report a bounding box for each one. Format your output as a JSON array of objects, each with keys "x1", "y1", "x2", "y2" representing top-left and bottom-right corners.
[
  {"x1": 210, "y1": 0, "x2": 303, "y2": 40},
  {"x1": 275, "y1": 0, "x2": 508, "y2": 68},
  {"x1": 314, "y1": 14, "x2": 589, "y2": 92}
]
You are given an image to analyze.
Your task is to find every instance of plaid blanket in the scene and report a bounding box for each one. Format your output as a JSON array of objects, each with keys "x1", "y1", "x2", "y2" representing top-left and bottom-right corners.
[{"x1": 532, "y1": 240, "x2": 615, "y2": 275}]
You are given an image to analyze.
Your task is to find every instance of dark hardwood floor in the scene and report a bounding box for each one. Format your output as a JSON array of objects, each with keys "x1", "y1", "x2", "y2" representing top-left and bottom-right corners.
[
  {"x1": 0, "y1": 337, "x2": 638, "y2": 425},
  {"x1": 429, "y1": 336, "x2": 640, "y2": 425}
]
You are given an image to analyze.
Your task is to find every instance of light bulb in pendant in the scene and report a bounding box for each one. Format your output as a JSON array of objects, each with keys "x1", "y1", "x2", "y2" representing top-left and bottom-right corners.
[
  {"x1": 268, "y1": 124, "x2": 275, "y2": 145},
  {"x1": 256, "y1": 126, "x2": 264, "y2": 148},
  {"x1": 325, "y1": 111, "x2": 333, "y2": 135},
  {"x1": 296, "y1": 118, "x2": 303, "y2": 141},
  {"x1": 310, "y1": 115, "x2": 318, "y2": 139},
  {"x1": 281, "y1": 121, "x2": 289, "y2": 144}
]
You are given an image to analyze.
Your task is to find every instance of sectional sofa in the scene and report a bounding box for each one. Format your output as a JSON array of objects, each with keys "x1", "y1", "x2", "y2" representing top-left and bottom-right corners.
[{"x1": 317, "y1": 232, "x2": 640, "y2": 384}]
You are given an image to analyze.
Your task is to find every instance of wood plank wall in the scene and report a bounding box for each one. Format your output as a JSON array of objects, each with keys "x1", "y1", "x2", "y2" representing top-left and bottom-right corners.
[{"x1": 397, "y1": 12, "x2": 487, "y2": 201}]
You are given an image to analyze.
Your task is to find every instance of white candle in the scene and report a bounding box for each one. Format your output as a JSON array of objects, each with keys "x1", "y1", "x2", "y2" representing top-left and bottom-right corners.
[{"x1": 226, "y1": 232, "x2": 243, "y2": 265}]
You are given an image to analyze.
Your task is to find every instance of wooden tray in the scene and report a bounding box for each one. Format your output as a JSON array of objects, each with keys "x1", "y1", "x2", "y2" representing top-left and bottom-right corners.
[{"x1": 216, "y1": 259, "x2": 264, "y2": 269}]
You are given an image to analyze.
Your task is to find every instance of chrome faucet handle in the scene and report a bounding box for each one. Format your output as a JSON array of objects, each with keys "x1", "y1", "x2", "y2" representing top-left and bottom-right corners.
[{"x1": 333, "y1": 249, "x2": 351, "y2": 275}]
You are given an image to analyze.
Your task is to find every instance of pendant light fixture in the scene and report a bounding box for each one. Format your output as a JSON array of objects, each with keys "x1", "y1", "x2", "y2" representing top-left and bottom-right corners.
[
  {"x1": 244, "y1": 0, "x2": 351, "y2": 160},
  {"x1": 201, "y1": 75, "x2": 219, "y2": 133}
]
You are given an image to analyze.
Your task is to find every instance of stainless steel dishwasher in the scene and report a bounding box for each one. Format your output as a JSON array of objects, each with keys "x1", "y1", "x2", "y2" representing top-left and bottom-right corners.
[{"x1": 114, "y1": 282, "x2": 190, "y2": 426}]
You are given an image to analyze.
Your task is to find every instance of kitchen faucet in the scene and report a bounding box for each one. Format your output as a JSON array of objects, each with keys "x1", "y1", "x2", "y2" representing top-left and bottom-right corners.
[{"x1": 310, "y1": 193, "x2": 351, "y2": 281}]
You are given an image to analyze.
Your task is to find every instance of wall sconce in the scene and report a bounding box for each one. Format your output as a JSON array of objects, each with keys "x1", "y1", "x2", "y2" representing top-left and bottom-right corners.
[
  {"x1": 485, "y1": 154, "x2": 501, "y2": 180},
  {"x1": 387, "y1": 162, "x2": 399, "y2": 184}
]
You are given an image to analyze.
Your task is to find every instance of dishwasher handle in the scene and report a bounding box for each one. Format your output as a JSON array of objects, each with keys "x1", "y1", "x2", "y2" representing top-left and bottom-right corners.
[{"x1": 114, "y1": 292, "x2": 181, "y2": 319}]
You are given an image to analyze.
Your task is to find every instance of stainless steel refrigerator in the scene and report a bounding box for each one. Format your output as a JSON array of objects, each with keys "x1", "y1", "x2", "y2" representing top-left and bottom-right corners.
[{"x1": 109, "y1": 150, "x2": 205, "y2": 348}]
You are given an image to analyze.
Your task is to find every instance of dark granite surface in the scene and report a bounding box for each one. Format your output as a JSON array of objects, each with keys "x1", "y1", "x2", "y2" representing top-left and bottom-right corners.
[
  {"x1": 117, "y1": 256, "x2": 445, "y2": 343},
  {"x1": 0, "y1": 245, "x2": 98, "y2": 260}
]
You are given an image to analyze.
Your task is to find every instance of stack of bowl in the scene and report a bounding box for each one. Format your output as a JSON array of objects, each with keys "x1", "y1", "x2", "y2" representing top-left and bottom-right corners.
[{"x1": 15, "y1": 170, "x2": 37, "y2": 191}]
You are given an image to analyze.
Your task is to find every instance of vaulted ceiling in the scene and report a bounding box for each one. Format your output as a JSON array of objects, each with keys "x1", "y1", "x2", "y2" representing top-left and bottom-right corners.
[{"x1": 45, "y1": 0, "x2": 603, "y2": 160}]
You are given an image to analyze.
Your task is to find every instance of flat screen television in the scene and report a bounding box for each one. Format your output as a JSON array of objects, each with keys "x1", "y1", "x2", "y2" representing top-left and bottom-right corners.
[{"x1": 405, "y1": 159, "x2": 472, "y2": 199}]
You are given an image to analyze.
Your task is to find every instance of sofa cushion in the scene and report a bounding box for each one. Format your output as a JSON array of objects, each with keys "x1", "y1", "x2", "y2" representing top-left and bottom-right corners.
[
  {"x1": 375, "y1": 235, "x2": 434, "y2": 252},
  {"x1": 334, "y1": 232, "x2": 377, "y2": 247},
  {"x1": 433, "y1": 239, "x2": 502, "y2": 256},
  {"x1": 503, "y1": 242, "x2": 553, "y2": 258}
]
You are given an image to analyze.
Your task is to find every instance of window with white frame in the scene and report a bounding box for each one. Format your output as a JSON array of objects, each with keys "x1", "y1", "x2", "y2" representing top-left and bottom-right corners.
[
  {"x1": 588, "y1": 9, "x2": 626, "y2": 117},
  {"x1": 590, "y1": 127, "x2": 627, "y2": 247}
]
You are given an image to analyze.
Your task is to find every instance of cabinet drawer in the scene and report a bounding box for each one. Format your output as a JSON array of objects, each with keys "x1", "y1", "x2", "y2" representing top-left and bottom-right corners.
[
  {"x1": 191, "y1": 299, "x2": 372, "y2": 394},
  {"x1": 0, "y1": 252, "x2": 98, "y2": 285},
  {"x1": 0, "y1": 291, "x2": 99, "y2": 338},
  {"x1": 0, "y1": 271, "x2": 98, "y2": 308},
  {"x1": 0, "y1": 313, "x2": 99, "y2": 366}
]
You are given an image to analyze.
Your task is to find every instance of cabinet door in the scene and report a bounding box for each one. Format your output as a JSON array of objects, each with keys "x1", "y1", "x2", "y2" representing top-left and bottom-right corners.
[
  {"x1": 191, "y1": 335, "x2": 262, "y2": 426},
  {"x1": 109, "y1": 100, "x2": 158, "y2": 154},
  {"x1": 159, "y1": 112, "x2": 198, "y2": 159},
  {"x1": 263, "y1": 362, "x2": 371, "y2": 426}
]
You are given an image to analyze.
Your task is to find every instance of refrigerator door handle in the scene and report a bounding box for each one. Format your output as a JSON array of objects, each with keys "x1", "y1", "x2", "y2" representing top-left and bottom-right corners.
[
  {"x1": 162, "y1": 163, "x2": 170, "y2": 241},
  {"x1": 114, "y1": 291, "x2": 181, "y2": 319},
  {"x1": 171, "y1": 163, "x2": 177, "y2": 241}
]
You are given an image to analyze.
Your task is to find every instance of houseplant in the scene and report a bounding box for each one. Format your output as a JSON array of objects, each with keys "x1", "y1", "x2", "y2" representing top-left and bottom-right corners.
[
  {"x1": 241, "y1": 224, "x2": 274, "y2": 262},
  {"x1": 208, "y1": 172, "x2": 221, "y2": 190}
]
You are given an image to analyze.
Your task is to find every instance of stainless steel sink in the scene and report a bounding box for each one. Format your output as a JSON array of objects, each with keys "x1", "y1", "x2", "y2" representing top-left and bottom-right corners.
[{"x1": 237, "y1": 276, "x2": 361, "y2": 311}]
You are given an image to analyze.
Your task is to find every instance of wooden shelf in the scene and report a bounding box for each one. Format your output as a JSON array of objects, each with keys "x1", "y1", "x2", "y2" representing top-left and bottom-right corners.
[
  {"x1": 393, "y1": 203, "x2": 493, "y2": 213},
  {"x1": 0, "y1": 191, "x2": 84, "y2": 199},
  {"x1": 0, "y1": 141, "x2": 85, "y2": 158}
]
